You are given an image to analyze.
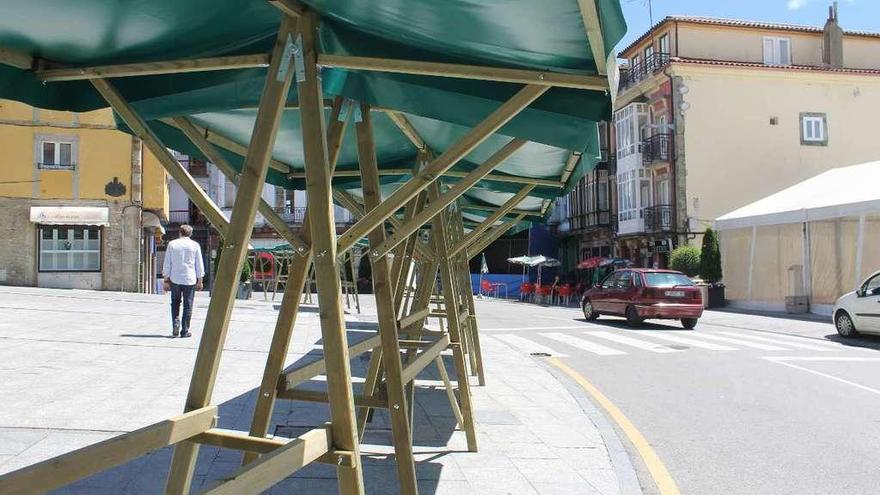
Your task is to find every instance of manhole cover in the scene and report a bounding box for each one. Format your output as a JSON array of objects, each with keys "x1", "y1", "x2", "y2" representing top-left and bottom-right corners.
[{"x1": 530, "y1": 352, "x2": 552, "y2": 357}]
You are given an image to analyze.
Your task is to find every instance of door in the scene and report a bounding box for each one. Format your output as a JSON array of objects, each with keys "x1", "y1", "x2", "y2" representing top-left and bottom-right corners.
[
  {"x1": 608, "y1": 270, "x2": 636, "y2": 315},
  {"x1": 852, "y1": 273, "x2": 880, "y2": 332},
  {"x1": 592, "y1": 271, "x2": 621, "y2": 312}
]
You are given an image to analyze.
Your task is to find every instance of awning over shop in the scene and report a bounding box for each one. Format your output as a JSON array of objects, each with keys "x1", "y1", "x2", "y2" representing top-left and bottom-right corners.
[
  {"x1": 141, "y1": 211, "x2": 165, "y2": 234},
  {"x1": 29, "y1": 206, "x2": 109, "y2": 226}
]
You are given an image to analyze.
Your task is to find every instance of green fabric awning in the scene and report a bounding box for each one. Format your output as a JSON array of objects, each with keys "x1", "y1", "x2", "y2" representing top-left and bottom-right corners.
[{"x1": 0, "y1": 0, "x2": 626, "y2": 223}]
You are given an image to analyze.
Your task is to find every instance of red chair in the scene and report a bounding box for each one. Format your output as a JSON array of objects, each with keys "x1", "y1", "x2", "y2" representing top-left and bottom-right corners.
[
  {"x1": 536, "y1": 285, "x2": 553, "y2": 304},
  {"x1": 481, "y1": 279, "x2": 496, "y2": 297},
  {"x1": 557, "y1": 284, "x2": 573, "y2": 306},
  {"x1": 520, "y1": 282, "x2": 534, "y2": 301}
]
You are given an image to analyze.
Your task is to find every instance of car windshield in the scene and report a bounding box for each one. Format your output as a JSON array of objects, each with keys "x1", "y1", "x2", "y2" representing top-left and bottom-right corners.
[{"x1": 644, "y1": 273, "x2": 694, "y2": 287}]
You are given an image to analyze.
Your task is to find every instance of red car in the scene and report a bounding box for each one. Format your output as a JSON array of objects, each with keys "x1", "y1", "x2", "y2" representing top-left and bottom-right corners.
[{"x1": 581, "y1": 269, "x2": 703, "y2": 329}]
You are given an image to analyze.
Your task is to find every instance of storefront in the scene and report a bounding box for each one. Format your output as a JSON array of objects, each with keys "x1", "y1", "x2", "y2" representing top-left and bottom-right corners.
[{"x1": 30, "y1": 206, "x2": 109, "y2": 289}]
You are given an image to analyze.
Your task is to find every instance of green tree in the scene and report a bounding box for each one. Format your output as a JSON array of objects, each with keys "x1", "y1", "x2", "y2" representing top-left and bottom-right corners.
[
  {"x1": 669, "y1": 245, "x2": 701, "y2": 277},
  {"x1": 699, "y1": 228, "x2": 723, "y2": 283}
]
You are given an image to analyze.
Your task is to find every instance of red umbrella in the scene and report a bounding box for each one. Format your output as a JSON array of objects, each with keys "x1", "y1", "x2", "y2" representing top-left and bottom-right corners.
[{"x1": 577, "y1": 256, "x2": 604, "y2": 269}]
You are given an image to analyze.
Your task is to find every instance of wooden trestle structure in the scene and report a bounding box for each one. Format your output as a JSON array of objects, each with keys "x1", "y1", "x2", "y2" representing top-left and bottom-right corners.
[{"x1": 0, "y1": 1, "x2": 619, "y2": 493}]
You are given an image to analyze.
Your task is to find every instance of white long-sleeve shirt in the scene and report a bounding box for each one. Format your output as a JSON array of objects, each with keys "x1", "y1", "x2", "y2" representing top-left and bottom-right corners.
[{"x1": 163, "y1": 237, "x2": 205, "y2": 286}]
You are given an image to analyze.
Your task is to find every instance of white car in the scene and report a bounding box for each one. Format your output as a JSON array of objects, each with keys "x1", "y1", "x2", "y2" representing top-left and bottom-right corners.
[{"x1": 833, "y1": 270, "x2": 880, "y2": 337}]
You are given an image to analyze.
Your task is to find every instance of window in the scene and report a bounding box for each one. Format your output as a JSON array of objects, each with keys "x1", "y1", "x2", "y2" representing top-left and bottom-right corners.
[
  {"x1": 614, "y1": 103, "x2": 648, "y2": 158},
  {"x1": 617, "y1": 170, "x2": 639, "y2": 221},
  {"x1": 37, "y1": 137, "x2": 77, "y2": 170},
  {"x1": 659, "y1": 34, "x2": 670, "y2": 54},
  {"x1": 630, "y1": 54, "x2": 640, "y2": 68},
  {"x1": 763, "y1": 37, "x2": 791, "y2": 66},
  {"x1": 644, "y1": 45, "x2": 655, "y2": 63},
  {"x1": 657, "y1": 178, "x2": 670, "y2": 205},
  {"x1": 800, "y1": 113, "x2": 827, "y2": 146},
  {"x1": 38, "y1": 226, "x2": 102, "y2": 272},
  {"x1": 601, "y1": 272, "x2": 620, "y2": 289},
  {"x1": 645, "y1": 273, "x2": 695, "y2": 287}
]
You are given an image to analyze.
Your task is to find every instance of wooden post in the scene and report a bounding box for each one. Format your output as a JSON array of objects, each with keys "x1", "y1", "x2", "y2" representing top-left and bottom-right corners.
[
  {"x1": 297, "y1": 13, "x2": 365, "y2": 494},
  {"x1": 164, "y1": 15, "x2": 299, "y2": 495},
  {"x1": 452, "y1": 208, "x2": 486, "y2": 385},
  {"x1": 242, "y1": 97, "x2": 349, "y2": 465},
  {"x1": 430, "y1": 186, "x2": 478, "y2": 451},
  {"x1": 356, "y1": 102, "x2": 419, "y2": 494}
]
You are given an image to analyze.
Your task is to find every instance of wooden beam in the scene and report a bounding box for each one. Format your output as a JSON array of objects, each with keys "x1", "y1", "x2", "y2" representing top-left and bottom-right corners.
[
  {"x1": 198, "y1": 426, "x2": 332, "y2": 495},
  {"x1": 319, "y1": 54, "x2": 607, "y2": 91},
  {"x1": 172, "y1": 116, "x2": 309, "y2": 253},
  {"x1": 277, "y1": 388, "x2": 388, "y2": 409},
  {"x1": 242, "y1": 96, "x2": 349, "y2": 466},
  {"x1": 576, "y1": 0, "x2": 609, "y2": 76},
  {"x1": 280, "y1": 338, "x2": 381, "y2": 392},
  {"x1": 288, "y1": 168, "x2": 562, "y2": 187},
  {"x1": 398, "y1": 307, "x2": 431, "y2": 331},
  {"x1": 0, "y1": 406, "x2": 217, "y2": 495},
  {"x1": 384, "y1": 111, "x2": 428, "y2": 151},
  {"x1": 268, "y1": 0, "x2": 308, "y2": 17},
  {"x1": 450, "y1": 185, "x2": 535, "y2": 257},
  {"x1": 463, "y1": 204, "x2": 542, "y2": 217},
  {"x1": 559, "y1": 151, "x2": 581, "y2": 185},
  {"x1": 357, "y1": 102, "x2": 419, "y2": 494},
  {"x1": 400, "y1": 334, "x2": 451, "y2": 383},
  {"x1": 297, "y1": 12, "x2": 365, "y2": 494},
  {"x1": 194, "y1": 429, "x2": 356, "y2": 467},
  {"x1": 370, "y1": 138, "x2": 526, "y2": 259},
  {"x1": 160, "y1": 118, "x2": 290, "y2": 174},
  {"x1": 37, "y1": 54, "x2": 269, "y2": 81},
  {"x1": 165, "y1": 15, "x2": 299, "y2": 495},
  {"x1": 337, "y1": 84, "x2": 548, "y2": 253},
  {"x1": 0, "y1": 45, "x2": 32, "y2": 70},
  {"x1": 90, "y1": 79, "x2": 230, "y2": 237}
]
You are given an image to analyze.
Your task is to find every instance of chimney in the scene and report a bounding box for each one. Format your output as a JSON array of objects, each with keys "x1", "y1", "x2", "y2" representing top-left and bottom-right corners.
[{"x1": 823, "y1": 1, "x2": 844, "y2": 68}]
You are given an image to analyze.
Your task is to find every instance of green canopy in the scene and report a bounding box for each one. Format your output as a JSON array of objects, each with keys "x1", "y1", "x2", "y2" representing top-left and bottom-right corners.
[{"x1": 0, "y1": 0, "x2": 626, "y2": 223}]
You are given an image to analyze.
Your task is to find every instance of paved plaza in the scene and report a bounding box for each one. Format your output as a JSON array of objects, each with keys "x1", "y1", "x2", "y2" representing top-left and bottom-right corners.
[{"x1": 0, "y1": 287, "x2": 634, "y2": 494}]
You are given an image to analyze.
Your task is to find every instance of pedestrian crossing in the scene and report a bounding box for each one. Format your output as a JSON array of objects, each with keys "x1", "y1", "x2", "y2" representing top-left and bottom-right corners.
[{"x1": 489, "y1": 328, "x2": 845, "y2": 358}]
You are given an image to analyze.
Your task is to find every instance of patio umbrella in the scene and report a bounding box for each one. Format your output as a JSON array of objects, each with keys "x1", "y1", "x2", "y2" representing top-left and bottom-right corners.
[
  {"x1": 578, "y1": 256, "x2": 604, "y2": 269},
  {"x1": 507, "y1": 255, "x2": 537, "y2": 283}
]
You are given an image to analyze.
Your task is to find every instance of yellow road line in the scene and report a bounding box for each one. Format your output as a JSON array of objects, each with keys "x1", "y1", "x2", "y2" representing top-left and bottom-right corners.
[{"x1": 547, "y1": 357, "x2": 681, "y2": 495}]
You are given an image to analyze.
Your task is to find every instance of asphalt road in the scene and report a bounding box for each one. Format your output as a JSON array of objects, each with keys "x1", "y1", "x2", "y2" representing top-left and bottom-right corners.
[{"x1": 475, "y1": 298, "x2": 880, "y2": 495}]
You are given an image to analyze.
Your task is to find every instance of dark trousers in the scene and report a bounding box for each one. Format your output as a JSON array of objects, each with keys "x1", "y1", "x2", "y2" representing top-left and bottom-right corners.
[{"x1": 170, "y1": 283, "x2": 196, "y2": 332}]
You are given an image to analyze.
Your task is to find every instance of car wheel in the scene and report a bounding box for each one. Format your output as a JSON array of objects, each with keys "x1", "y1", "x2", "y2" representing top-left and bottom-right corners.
[
  {"x1": 681, "y1": 318, "x2": 698, "y2": 330},
  {"x1": 582, "y1": 299, "x2": 599, "y2": 321},
  {"x1": 625, "y1": 306, "x2": 642, "y2": 328},
  {"x1": 835, "y1": 310, "x2": 858, "y2": 338}
]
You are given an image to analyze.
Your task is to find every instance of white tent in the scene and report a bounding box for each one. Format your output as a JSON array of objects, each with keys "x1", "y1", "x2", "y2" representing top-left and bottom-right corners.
[{"x1": 716, "y1": 161, "x2": 880, "y2": 315}]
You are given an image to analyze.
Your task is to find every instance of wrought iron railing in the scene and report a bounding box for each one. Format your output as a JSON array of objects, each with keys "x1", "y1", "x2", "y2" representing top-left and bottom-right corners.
[
  {"x1": 273, "y1": 206, "x2": 308, "y2": 224},
  {"x1": 570, "y1": 209, "x2": 612, "y2": 232},
  {"x1": 643, "y1": 204, "x2": 674, "y2": 232},
  {"x1": 619, "y1": 52, "x2": 671, "y2": 92},
  {"x1": 640, "y1": 133, "x2": 673, "y2": 164},
  {"x1": 168, "y1": 209, "x2": 190, "y2": 224}
]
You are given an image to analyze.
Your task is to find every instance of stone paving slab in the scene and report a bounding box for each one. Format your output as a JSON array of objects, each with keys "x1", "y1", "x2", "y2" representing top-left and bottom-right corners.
[{"x1": 0, "y1": 286, "x2": 626, "y2": 494}]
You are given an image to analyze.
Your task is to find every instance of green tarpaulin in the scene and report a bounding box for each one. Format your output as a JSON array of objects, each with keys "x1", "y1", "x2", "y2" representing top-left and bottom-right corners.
[{"x1": 0, "y1": 0, "x2": 626, "y2": 227}]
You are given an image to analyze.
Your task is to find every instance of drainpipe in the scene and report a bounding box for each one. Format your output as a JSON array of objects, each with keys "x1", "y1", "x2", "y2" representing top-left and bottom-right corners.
[{"x1": 663, "y1": 65, "x2": 680, "y2": 250}]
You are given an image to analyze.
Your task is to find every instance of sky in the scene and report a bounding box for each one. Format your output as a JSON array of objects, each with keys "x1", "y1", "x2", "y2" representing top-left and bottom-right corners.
[{"x1": 616, "y1": 0, "x2": 880, "y2": 51}]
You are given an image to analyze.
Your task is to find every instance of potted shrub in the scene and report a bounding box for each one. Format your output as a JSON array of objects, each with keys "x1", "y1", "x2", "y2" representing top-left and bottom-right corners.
[
  {"x1": 213, "y1": 241, "x2": 253, "y2": 300},
  {"x1": 700, "y1": 228, "x2": 725, "y2": 308},
  {"x1": 669, "y1": 244, "x2": 701, "y2": 277}
]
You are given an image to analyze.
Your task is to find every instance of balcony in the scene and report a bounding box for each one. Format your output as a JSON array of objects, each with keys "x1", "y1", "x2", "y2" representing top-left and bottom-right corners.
[
  {"x1": 619, "y1": 52, "x2": 671, "y2": 92},
  {"x1": 640, "y1": 133, "x2": 672, "y2": 165},
  {"x1": 569, "y1": 210, "x2": 612, "y2": 233},
  {"x1": 643, "y1": 204, "x2": 674, "y2": 232},
  {"x1": 273, "y1": 206, "x2": 307, "y2": 224}
]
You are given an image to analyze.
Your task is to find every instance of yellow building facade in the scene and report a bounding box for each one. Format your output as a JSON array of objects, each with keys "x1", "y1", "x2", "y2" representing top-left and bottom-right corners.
[{"x1": 0, "y1": 99, "x2": 168, "y2": 291}]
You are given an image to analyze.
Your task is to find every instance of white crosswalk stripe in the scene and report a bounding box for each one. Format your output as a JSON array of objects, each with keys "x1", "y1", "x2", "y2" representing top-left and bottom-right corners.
[
  {"x1": 632, "y1": 331, "x2": 738, "y2": 351},
  {"x1": 714, "y1": 331, "x2": 840, "y2": 351},
  {"x1": 585, "y1": 331, "x2": 682, "y2": 353},
  {"x1": 683, "y1": 332, "x2": 789, "y2": 351},
  {"x1": 540, "y1": 332, "x2": 627, "y2": 356},
  {"x1": 494, "y1": 333, "x2": 569, "y2": 357}
]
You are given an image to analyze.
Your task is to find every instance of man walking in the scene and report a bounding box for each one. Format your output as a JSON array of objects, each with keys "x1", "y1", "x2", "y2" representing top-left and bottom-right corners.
[{"x1": 162, "y1": 224, "x2": 204, "y2": 337}]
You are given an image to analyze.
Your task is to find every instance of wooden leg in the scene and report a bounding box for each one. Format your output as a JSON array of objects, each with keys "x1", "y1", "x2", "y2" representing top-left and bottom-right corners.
[
  {"x1": 430, "y1": 191, "x2": 478, "y2": 451},
  {"x1": 162, "y1": 15, "x2": 299, "y2": 495},
  {"x1": 298, "y1": 13, "x2": 364, "y2": 495},
  {"x1": 356, "y1": 102, "x2": 418, "y2": 495},
  {"x1": 435, "y1": 356, "x2": 464, "y2": 429}
]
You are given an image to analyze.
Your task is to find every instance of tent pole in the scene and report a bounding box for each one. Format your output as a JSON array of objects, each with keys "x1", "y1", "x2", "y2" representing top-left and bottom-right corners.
[
  {"x1": 356, "y1": 102, "x2": 419, "y2": 494},
  {"x1": 855, "y1": 214, "x2": 866, "y2": 287},
  {"x1": 430, "y1": 183, "x2": 479, "y2": 451},
  {"x1": 297, "y1": 12, "x2": 365, "y2": 494},
  {"x1": 163, "y1": 14, "x2": 300, "y2": 495},
  {"x1": 242, "y1": 97, "x2": 349, "y2": 465}
]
